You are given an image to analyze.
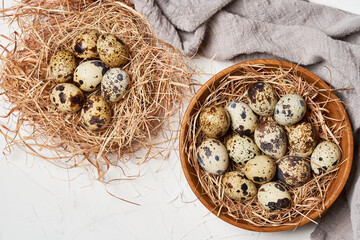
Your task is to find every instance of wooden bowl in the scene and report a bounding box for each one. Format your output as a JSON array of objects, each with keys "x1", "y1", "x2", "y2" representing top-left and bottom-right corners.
[{"x1": 179, "y1": 59, "x2": 353, "y2": 232}]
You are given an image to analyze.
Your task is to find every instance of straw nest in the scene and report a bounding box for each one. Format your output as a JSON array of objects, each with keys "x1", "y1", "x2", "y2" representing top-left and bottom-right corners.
[
  {"x1": 183, "y1": 63, "x2": 348, "y2": 227},
  {"x1": 0, "y1": 0, "x2": 192, "y2": 179}
]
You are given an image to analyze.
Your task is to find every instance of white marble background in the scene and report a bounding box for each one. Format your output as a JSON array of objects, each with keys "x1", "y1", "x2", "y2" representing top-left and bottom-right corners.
[{"x1": 0, "y1": 0, "x2": 359, "y2": 239}]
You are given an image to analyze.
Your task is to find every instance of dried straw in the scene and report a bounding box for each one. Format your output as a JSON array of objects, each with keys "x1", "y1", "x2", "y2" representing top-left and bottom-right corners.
[
  {"x1": 0, "y1": 0, "x2": 193, "y2": 179},
  {"x1": 183, "y1": 63, "x2": 347, "y2": 227}
]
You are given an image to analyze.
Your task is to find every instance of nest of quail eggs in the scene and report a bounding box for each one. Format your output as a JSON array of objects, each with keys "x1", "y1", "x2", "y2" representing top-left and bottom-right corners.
[
  {"x1": 184, "y1": 64, "x2": 348, "y2": 227},
  {"x1": 0, "y1": 0, "x2": 192, "y2": 179}
]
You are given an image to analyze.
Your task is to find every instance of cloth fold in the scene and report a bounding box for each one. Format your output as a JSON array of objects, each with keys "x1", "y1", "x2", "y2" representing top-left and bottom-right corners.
[{"x1": 131, "y1": 0, "x2": 360, "y2": 239}]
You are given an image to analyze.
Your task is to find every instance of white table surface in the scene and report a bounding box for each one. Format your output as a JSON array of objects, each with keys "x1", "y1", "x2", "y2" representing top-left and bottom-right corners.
[{"x1": 0, "y1": 1, "x2": 359, "y2": 240}]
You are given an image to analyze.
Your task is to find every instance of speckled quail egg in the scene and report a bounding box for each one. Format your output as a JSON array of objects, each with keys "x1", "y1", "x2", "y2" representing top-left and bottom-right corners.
[
  {"x1": 196, "y1": 139, "x2": 229, "y2": 175},
  {"x1": 226, "y1": 101, "x2": 258, "y2": 135},
  {"x1": 222, "y1": 171, "x2": 257, "y2": 201},
  {"x1": 277, "y1": 155, "x2": 311, "y2": 187},
  {"x1": 101, "y1": 68, "x2": 130, "y2": 103},
  {"x1": 247, "y1": 82, "x2": 278, "y2": 116},
  {"x1": 274, "y1": 94, "x2": 306, "y2": 126},
  {"x1": 226, "y1": 135, "x2": 260, "y2": 165},
  {"x1": 254, "y1": 121, "x2": 287, "y2": 159},
  {"x1": 286, "y1": 122, "x2": 317, "y2": 157},
  {"x1": 244, "y1": 155, "x2": 276, "y2": 184},
  {"x1": 74, "y1": 60, "x2": 108, "y2": 92},
  {"x1": 311, "y1": 141, "x2": 341, "y2": 174},
  {"x1": 97, "y1": 34, "x2": 129, "y2": 67},
  {"x1": 81, "y1": 95, "x2": 112, "y2": 131},
  {"x1": 199, "y1": 105, "x2": 230, "y2": 138},
  {"x1": 50, "y1": 83, "x2": 84, "y2": 113},
  {"x1": 258, "y1": 182, "x2": 292, "y2": 211},
  {"x1": 49, "y1": 50, "x2": 77, "y2": 83},
  {"x1": 72, "y1": 29, "x2": 99, "y2": 59}
]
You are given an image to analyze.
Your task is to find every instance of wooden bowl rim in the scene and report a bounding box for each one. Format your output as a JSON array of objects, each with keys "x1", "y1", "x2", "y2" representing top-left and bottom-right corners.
[{"x1": 179, "y1": 59, "x2": 354, "y2": 232}]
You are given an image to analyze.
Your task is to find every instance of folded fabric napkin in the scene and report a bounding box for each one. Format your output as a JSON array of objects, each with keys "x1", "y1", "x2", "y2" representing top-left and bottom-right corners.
[{"x1": 131, "y1": 0, "x2": 360, "y2": 239}]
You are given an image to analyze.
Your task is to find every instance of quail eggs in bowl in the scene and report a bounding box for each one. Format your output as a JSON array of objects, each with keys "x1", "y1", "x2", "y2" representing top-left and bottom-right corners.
[{"x1": 179, "y1": 59, "x2": 353, "y2": 232}]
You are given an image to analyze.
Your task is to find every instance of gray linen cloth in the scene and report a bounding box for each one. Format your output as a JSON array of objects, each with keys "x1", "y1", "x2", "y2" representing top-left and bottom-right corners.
[{"x1": 131, "y1": 0, "x2": 360, "y2": 239}]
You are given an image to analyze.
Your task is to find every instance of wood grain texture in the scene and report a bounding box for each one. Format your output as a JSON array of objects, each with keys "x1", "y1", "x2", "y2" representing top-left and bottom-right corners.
[{"x1": 179, "y1": 59, "x2": 354, "y2": 232}]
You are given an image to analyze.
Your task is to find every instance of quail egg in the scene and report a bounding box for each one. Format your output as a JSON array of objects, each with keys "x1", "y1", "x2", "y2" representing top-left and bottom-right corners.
[
  {"x1": 97, "y1": 34, "x2": 129, "y2": 67},
  {"x1": 72, "y1": 29, "x2": 100, "y2": 59},
  {"x1": 247, "y1": 82, "x2": 278, "y2": 116},
  {"x1": 196, "y1": 138, "x2": 229, "y2": 175},
  {"x1": 226, "y1": 101, "x2": 258, "y2": 135},
  {"x1": 74, "y1": 60, "x2": 108, "y2": 92},
  {"x1": 49, "y1": 50, "x2": 77, "y2": 83},
  {"x1": 81, "y1": 95, "x2": 112, "y2": 131},
  {"x1": 199, "y1": 105, "x2": 230, "y2": 138},
  {"x1": 222, "y1": 171, "x2": 257, "y2": 201},
  {"x1": 276, "y1": 155, "x2": 311, "y2": 187},
  {"x1": 311, "y1": 141, "x2": 341, "y2": 174},
  {"x1": 254, "y1": 121, "x2": 287, "y2": 159},
  {"x1": 101, "y1": 68, "x2": 131, "y2": 103},
  {"x1": 258, "y1": 182, "x2": 292, "y2": 211},
  {"x1": 286, "y1": 122, "x2": 317, "y2": 157},
  {"x1": 50, "y1": 83, "x2": 85, "y2": 113},
  {"x1": 274, "y1": 94, "x2": 306, "y2": 126},
  {"x1": 226, "y1": 135, "x2": 260, "y2": 165},
  {"x1": 244, "y1": 155, "x2": 276, "y2": 184}
]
